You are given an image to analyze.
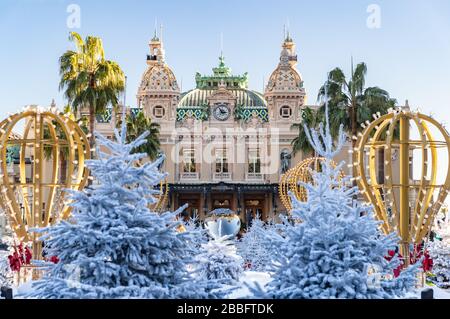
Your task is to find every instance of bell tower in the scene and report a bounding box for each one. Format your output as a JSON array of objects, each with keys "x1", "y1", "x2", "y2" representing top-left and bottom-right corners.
[
  {"x1": 264, "y1": 30, "x2": 306, "y2": 123},
  {"x1": 147, "y1": 27, "x2": 165, "y2": 64},
  {"x1": 137, "y1": 26, "x2": 180, "y2": 122}
]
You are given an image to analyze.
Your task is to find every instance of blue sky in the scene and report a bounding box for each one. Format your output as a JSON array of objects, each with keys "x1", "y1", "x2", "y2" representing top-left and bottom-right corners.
[{"x1": 1, "y1": 0, "x2": 450, "y2": 126}]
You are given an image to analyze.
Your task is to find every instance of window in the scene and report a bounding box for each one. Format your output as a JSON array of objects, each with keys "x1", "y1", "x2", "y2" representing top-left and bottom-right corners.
[
  {"x1": 215, "y1": 149, "x2": 229, "y2": 173},
  {"x1": 182, "y1": 149, "x2": 196, "y2": 173},
  {"x1": 153, "y1": 105, "x2": 165, "y2": 118},
  {"x1": 280, "y1": 105, "x2": 293, "y2": 119},
  {"x1": 248, "y1": 149, "x2": 261, "y2": 173}
]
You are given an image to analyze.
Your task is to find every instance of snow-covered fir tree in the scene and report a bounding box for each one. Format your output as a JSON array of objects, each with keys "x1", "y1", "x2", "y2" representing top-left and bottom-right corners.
[
  {"x1": 25, "y1": 126, "x2": 227, "y2": 299},
  {"x1": 252, "y1": 103, "x2": 419, "y2": 299},
  {"x1": 238, "y1": 215, "x2": 278, "y2": 272},
  {"x1": 428, "y1": 209, "x2": 450, "y2": 288},
  {"x1": 197, "y1": 236, "x2": 243, "y2": 285},
  {"x1": 183, "y1": 213, "x2": 208, "y2": 247},
  {"x1": 0, "y1": 253, "x2": 11, "y2": 288},
  {"x1": 0, "y1": 212, "x2": 14, "y2": 288}
]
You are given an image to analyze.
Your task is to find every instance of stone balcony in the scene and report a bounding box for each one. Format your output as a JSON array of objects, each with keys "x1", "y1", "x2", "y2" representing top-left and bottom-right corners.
[
  {"x1": 180, "y1": 172, "x2": 199, "y2": 182},
  {"x1": 213, "y1": 172, "x2": 232, "y2": 182},
  {"x1": 246, "y1": 173, "x2": 264, "y2": 182}
]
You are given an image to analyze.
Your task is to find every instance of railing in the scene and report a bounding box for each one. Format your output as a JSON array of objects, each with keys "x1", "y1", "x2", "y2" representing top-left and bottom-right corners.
[
  {"x1": 213, "y1": 172, "x2": 232, "y2": 181},
  {"x1": 246, "y1": 173, "x2": 263, "y2": 181},
  {"x1": 180, "y1": 172, "x2": 199, "y2": 181}
]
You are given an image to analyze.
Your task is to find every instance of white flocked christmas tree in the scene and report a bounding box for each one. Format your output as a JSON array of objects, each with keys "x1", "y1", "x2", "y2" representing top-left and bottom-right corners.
[
  {"x1": 238, "y1": 215, "x2": 279, "y2": 272},
  {"x1": 196, "y1": 235, "x2": 243, "y2": 285},
  {"x1": 25, "y1": 124, "x2": 227, "y2": 299},
  {"x1": 0, "y1": 210, "x2": 14, "y2": 288},
  {"x1": 428, "y1": 209, "x2": 450, "y2": 288},
  {"x1": 251, "y1": 101, "x2": 420, "y2": 299}
]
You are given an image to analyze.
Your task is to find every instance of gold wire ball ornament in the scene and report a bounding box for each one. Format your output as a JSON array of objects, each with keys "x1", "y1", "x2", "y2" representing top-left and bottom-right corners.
[
  {"x1": 133, "y1": 159, "x2": 168, "y2": 213},
  {"x1": 0, "y1": 106, "x2": 90, "y2": 259},
  {"x1": 279, "y1": 157, "x2": 343, "y2": 211},
  {"x1": 354, "y1": 105, "x2": 450, "y2": 265}
]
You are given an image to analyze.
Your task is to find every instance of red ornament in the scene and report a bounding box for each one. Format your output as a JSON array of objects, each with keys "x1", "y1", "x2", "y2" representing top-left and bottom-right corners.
[
  {"x1": 49, "y1": 255, "x2": 59, "y2": 264},
  {"x1": 7, "y1": 242, "x2": 33, "y2": 272},
  {"x1": 385, "y1": 244, "x2": 433, "y2": 277}
]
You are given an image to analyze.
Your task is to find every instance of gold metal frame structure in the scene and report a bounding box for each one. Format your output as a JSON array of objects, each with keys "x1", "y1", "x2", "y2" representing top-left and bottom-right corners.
[
  {"x1": 355, "y1": 108, "x2": 450, "y2": 265},
  {"x1": 0, "y1": 106, "x2": 90, "y2": 259},
  {"x1": 279, "y1": 157, "x2": 342, "y2": 211},
  {"x1": 133, "y1": 160, "x2": 168, "y2": 212},
  {"x1": 151, "y1": 179, "x2": 169, "y2": 212}
]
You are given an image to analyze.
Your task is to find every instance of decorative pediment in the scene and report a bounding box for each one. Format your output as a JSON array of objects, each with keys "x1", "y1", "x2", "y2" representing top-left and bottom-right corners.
[{"x1": 207, "y1": 87, "x2": 236, "y2": 105}]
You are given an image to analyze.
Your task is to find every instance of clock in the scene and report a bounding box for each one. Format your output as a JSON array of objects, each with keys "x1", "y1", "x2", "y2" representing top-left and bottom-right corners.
[{"x1": 213, "y1": 104, "x2": 231, "y2": 121}]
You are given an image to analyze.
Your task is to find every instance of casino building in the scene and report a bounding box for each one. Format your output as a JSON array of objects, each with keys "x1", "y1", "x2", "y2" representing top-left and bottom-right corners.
[{"x1": 92, "y1": 30, "x2": 351, "y2": 224}]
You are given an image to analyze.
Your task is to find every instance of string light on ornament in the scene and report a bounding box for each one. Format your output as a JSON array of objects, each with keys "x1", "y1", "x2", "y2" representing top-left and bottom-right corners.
[
  {"x1": 0, "y1": 106, "x2": 91, "y2": 261},
  {"x1": 279, "y1": 157, "x2": 344, "y2": 211},
  {"x1": 354, "y1": 102, "x2": 450, "y2": 266}
]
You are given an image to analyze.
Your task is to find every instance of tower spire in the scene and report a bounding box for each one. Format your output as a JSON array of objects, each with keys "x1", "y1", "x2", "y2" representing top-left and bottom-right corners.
[
  {"x1": 148, "y1": 21, "x2": 165, "y2": 64},
  {"x1": 152, "y1": 17, "x2": 158, "y2": 41},
  {"x1": 280, "y1": 26, "x2": 297, "y2": 67},
  {"x1": 284, "y1": 18, "x2": 292, "y2": 42}
]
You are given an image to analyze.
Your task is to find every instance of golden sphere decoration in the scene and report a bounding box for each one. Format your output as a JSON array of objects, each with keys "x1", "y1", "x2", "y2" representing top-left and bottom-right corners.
[
  {"x1": 134, "y1": 160, "x2": 168, "y2": 212},
  {"x1": 0, "y1": 106, "x2": 90, "y2": 259},
  {"x1": 279, "y1": 157, "x2": 342, "y2": 211},
  {"x1": 355, "y1": 106, "x2": 450, "y2": 265}
]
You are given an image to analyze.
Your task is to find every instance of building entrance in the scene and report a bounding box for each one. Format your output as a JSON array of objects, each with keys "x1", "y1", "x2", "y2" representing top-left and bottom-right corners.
[
  {"x1": 178, "y1": 194, "x2": 201, "y2": 221},
  {"x1": 243, "y1": 195, "x2": 265, "y2": 227}
]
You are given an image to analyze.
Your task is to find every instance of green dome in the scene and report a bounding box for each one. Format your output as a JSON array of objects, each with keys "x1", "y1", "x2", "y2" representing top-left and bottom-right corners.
[{"x1": 179, "y1": 88, "x2": 267, "y2": 107}]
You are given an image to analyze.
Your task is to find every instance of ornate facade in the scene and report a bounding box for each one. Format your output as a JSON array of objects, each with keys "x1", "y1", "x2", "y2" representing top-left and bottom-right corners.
[{"x1": 92, "y1": 30, "x2": 350, "y2": 224}]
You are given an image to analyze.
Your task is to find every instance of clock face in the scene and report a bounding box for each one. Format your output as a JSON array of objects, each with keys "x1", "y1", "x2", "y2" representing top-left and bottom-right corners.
[{"x1": 213, "y1": 104, "x2": 231, "y2": 121}]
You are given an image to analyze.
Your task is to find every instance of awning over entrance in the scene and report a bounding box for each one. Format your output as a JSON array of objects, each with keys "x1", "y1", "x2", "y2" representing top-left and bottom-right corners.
[{"x1": 168, "y1": 182, "x2": 279, "y2": 223}]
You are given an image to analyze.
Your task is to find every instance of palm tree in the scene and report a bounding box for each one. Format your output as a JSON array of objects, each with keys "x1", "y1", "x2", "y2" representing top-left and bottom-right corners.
[
  {"x1": 291, "y1": 106, "x2": 319, "y2": 156},
  {"x1": 43, "y1": 108, "x2": 88, "y2": 182},
  {"x1": 43, "y1": 125, "x2": 69, "y2": 182},
  {"x1": 59, "y1": 32, "x2": 125, "y2": 149},
  {"x1": 317, "y1": 61, "x2": 396, "y2": 142},
  {"x1": 117, "y1": 111, "x2": 161, "y2": 161},
  {"x1": 317, "y1": 61, "x2": 397, "y2": 178}
]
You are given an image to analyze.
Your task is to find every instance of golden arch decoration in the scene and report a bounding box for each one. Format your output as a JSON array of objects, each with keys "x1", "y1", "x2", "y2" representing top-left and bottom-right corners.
[
  {"x1": 354, "y1": 107, "x2": 450, "y2": 264},
  {"x1": 151, "y1": 179, "x2": 169, "y2": 212},
  {"x1": 0, "y1": 106, "x2": 90, "y2": 258},
  {"x1": 279, "y1": 157, "x2": 342, "y2": 211}
]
